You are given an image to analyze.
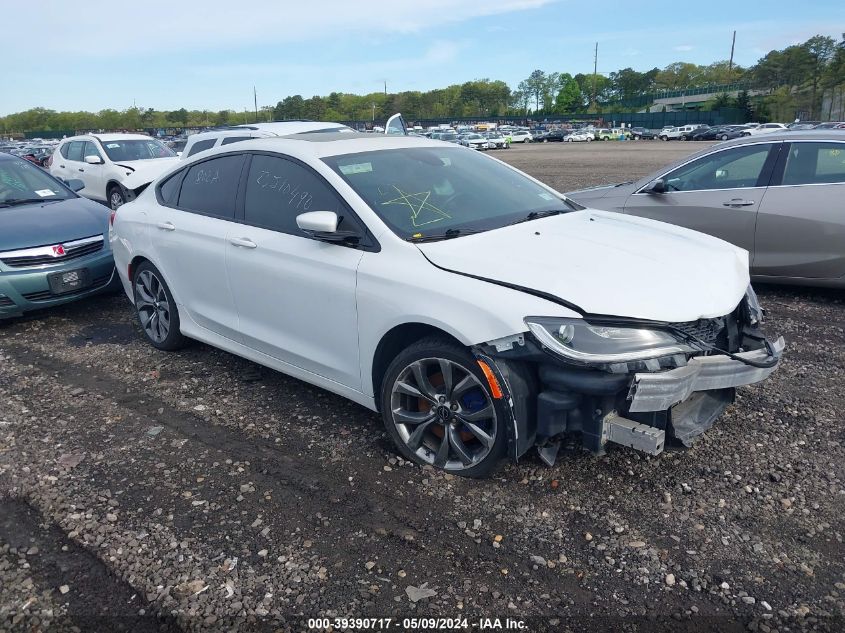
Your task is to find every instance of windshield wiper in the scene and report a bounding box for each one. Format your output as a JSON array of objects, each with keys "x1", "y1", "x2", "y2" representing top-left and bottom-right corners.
[
  {"x1": 407, "y1": 228, "x2": 483, "y2": 243},
  {"x1": 507, "y1": 208, "x2": 570, "y2": 225},
  {"x1": 0, "y1": 198, "x2": 63, "y2": 208}
]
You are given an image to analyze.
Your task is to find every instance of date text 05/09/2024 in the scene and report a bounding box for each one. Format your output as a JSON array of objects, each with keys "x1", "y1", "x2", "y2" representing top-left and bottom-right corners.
[{"x1": 306, "y1": 617, "x2": 527, "y2": 630}]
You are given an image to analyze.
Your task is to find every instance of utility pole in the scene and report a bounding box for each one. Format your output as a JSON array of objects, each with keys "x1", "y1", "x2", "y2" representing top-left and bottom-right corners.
[
  {"x1": 253, "y1": 87, "x2": 258, "y2": 121},
  {"x1": 384, "y1": 81, "x2": 387, "y2": 96},
  {"x1": 591, "y1": 42, "x2": 598, "y2": 109},
  {"x1": 372, "y1": 102, "x2": 376, "y2": 122},
  {"x1": 728, "y1": 30, "x2": 736, "y2": 75}
]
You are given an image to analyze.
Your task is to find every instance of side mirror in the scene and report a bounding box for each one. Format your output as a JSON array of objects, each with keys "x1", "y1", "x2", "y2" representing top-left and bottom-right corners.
[
  {"x1": 66, "y1": 179, "x2": 85, "y2": 192},
  {"x1": 297, "y1": 211, "x2": 339, "y2": 233},
  {"x1": 296, "y1": 211, "x2": 361, "y2": 245},
  {"x1": 84, "y1": 155, "x2": 103, "y2": 164},
  {"x1": 645, "y1": 178, "x2": 666, "y2": 194}
]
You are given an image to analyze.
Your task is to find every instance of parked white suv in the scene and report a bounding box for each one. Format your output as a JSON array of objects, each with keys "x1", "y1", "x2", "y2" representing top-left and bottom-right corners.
[
  {"x1": 110, "y1": 133, "x2": 783, "y2": 476},
  {"x1": 181, "y1": 121, "x2": 354, "y2": 159},
  {"x1": 50, "y1": 134, "x2": 178, "y2": 209},
  {"x1": 510, "y1": 131, "x2": 533, "y2": 143},
  {"x1": 182, "y1": 113, "x2": 408, "y2": 159},
  {"x1": 660, "y1": 125, "x2": 704, "y2": 141}
]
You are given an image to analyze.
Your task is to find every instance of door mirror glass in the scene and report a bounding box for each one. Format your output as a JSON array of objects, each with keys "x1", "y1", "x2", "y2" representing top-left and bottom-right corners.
[
  {"x1": 646, "y1": 178, "x2": 666, "y2": 194},
  {"x1": 84, "y1": 155, "x2": 103, "y2": 165},
  {"x1": 66, "y1": 178, "x2": 85, "y2": 192},
  {"x1": 296, "y1": 211, "x2": 339, "y2": 234},
  {"x1": 715, "y1": 168, "x2": 729, "y2": 180}
]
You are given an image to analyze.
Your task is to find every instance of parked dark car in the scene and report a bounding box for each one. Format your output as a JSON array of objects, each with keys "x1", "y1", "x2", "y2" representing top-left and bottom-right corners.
[
  {"x1": 693, "y1": 126, "x2": 746, "y2": 141},
  {"x1": 629, "y1": 127, "x2": 656, "y2": 140},
  {"x1": 538, "y1": 130, "x2": 567, "y2": 142},
  {"x1": 0, "y1": 153, "x2": 119, "y2": 318}
]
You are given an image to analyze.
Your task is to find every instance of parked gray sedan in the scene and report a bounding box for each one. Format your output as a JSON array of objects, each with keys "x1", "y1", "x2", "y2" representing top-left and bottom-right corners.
[{"x1": 567, "y1": 131, "x2": 845, "y2": 288}]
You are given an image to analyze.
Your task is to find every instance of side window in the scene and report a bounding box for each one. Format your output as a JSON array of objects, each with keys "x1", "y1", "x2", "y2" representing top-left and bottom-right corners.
[
  {"x1": 186, "y1": 138, "x2": 216, "y2": 157},
  {"x1": 158, "y1": 170, "x2": 183, "y2": 206},
  {"x1": 60, "y1": 143, "x2": 70, "y2": 159},
  {"x1": 83, "y1": 141, "x2": 102, "y2": 161},
  {"x1": 663, "y1": 144, "x2": 773, "y2": 192},
  {"x1": 67, "y1": 141, "x2": 85, "y2": 161},
  {"x1": 243, "y1": 154, "x2": 351, "y2": 235},
  {"x1": 177, "y1": 155, "x2": 244, "y2": 219},
  {"x1": 221, "y1": 136, "x2": 251, "y2": 146},
  {"x1": 782, "y1": 143, "x2": 845, "y2": 186}
]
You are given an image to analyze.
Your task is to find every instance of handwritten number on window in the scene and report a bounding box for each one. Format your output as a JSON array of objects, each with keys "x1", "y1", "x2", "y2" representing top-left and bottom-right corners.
[{"x1": 255, "y1": 170, "x2": 312, "y2": 210}]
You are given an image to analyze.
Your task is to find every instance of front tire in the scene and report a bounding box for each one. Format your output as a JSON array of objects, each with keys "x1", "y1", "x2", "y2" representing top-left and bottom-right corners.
[
  {"x1": 108, "y1": 185, "x2": 126, "y2": 211},
  {"x1": 380, "y1": 337, "x2": 507, "y2": 477},
  {"x1": 132, "y1": 261, "x2": 186, "y2": 351},
  {"x1": 721, "y1": 134, "x2": 729, "y2": 140}
]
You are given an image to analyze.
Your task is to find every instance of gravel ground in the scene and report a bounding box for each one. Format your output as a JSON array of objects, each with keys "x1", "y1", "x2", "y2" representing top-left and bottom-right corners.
[{"x1": 1, "y1": 141, "x2": 843, "y2": 632}]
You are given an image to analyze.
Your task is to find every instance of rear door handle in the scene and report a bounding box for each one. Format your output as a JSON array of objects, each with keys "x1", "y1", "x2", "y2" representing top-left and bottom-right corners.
[
  {"x1": 230, "y1": 237, "x2": 257, "y2": 249},
  {"x1": 78, "y1": 168, "x2": 84, "y2": 172},
  {"x1": 156, "y1": 221, "x2": 176, "y2": 231},
  {"x1": 723, "y1": 199, "x2": 755, "y2": 207}
]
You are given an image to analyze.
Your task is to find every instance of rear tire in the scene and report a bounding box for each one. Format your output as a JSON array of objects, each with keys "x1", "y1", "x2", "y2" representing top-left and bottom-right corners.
[
  {"x1": 380, "y1": 336, "x2": 507, "y2": 478},
  {"x1": 132, "y1": 261, "x2": 186, "y2": 351},
  {"x1": 721, "y1": 134, "x2": 729, "y2": 140}
]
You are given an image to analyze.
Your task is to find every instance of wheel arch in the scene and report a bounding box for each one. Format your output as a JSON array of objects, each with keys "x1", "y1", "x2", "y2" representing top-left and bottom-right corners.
[{"x1": 370, "y1": 322, "x2": 463, "y2": 411}]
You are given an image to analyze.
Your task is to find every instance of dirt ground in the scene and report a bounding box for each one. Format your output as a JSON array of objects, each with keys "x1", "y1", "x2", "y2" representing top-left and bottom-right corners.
[{"x1": 1, "y1": 141, "x2": 843, "y2": 633}]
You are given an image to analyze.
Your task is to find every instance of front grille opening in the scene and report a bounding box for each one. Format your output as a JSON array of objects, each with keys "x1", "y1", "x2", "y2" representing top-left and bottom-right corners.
[
  {"x1": 0, "y1": 295, "x2": 15, "y2": 307},
  {"x1": 0, "y1": 236, "x2": 104, "y2": 268}
]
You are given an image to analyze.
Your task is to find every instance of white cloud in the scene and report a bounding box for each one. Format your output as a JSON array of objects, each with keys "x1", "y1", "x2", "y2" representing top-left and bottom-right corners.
[
  {"x1": 17, "y1": 0, "x2": 552, "y2": 56},
  {"x1": 673, "y1": 45, "x2": 694, "y2": 51}
]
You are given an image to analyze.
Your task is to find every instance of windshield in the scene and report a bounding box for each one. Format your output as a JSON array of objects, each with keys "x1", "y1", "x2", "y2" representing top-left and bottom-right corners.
[
  {"x1": 323, "y1": 146, "x2": 576, "y2": 240},
  {"x1": 0, "y1": 158, "x2": 72, "y2": 205},
  {"x1": 100, "y1": 139, "x2": 175, "y2": 161}
]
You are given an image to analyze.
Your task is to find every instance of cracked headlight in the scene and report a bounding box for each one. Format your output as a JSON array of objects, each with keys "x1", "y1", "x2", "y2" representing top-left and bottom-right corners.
[
  {"x1": 743, "y1": 284, "x2": 763, "y2": 327},
  {"x1": 524, "y1": 317, "x2": 694, "y2": 364}
]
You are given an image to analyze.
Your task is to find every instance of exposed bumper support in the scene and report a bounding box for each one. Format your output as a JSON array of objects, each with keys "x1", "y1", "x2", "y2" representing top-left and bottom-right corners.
[{"x1": 628, "y1": 336, "x2": 785, "y2": 413}]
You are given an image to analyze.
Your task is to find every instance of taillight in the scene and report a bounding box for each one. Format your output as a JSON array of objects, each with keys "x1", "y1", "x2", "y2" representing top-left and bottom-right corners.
[{"x1": 109, "y1": 210, "x2": 116, "y2": 226}]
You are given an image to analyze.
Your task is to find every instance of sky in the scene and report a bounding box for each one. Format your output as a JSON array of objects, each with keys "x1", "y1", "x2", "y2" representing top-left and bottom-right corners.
[{"x1": 4, "y1": 0, "x2": 843, "y2": 115}]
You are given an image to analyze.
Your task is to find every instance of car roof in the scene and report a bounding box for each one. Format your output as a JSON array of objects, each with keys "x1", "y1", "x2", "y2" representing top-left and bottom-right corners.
[
  {"x1": 715, "y1": 129, "x2": 845, "y2": 146},
  {"x1": 190, "y1": 133, "x2": 451, "y2": 161},
  {"x1": 62, "y1": 133, "x2": 154, "y2": 142}
]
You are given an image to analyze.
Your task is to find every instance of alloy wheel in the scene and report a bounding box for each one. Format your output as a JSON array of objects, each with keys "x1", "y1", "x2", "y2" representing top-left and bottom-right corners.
[
  {"x1": 135, "y1": 270, "x2": 171, "y2": 343},
  {"x1": 390, "y1": 357, "x2": 497, "y2": 470},
  {"x1": 110, "y1": 190, "x2": 124, "y2": 210}
]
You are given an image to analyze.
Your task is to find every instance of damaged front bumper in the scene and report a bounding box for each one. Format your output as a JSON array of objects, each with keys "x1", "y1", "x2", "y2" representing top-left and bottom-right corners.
[
  {"x1": 480, "y1": 330, "x2": 785, "y2": 464},
  {"x1": 628, "y1": 336, "x2": 785, "y2": 412}
]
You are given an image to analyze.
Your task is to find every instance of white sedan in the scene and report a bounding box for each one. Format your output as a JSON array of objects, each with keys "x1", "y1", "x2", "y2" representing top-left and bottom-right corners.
[
  {"x1": 565, "y1": 131, "x2": 594, "y2": 142},
  {"x1": 110, "y1": 134, "x2": 783, "y2": 476},
  {"x1": 458, "y1": 133, "x2": 489, "y2": 150}
]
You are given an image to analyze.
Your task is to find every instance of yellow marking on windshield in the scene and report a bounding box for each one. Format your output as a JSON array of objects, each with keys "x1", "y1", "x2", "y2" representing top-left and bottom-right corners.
[{"x1": 380, "y1": 185, "x2": 451, "y2": 227}]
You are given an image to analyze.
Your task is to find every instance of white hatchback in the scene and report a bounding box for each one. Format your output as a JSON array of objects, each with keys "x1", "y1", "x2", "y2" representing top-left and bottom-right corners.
[
  {"x1": 50, "y1": 134, "x2": 179, "y2": 209},
  {"x1": 110, "y1": 133, "x2": 783, "y2": 476}
]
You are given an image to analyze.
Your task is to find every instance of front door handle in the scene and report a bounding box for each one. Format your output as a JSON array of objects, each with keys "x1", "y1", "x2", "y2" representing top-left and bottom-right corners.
[
  {"x1": 230, "y1": 237, "x2": 257, "y2": 249},
  {"x1": 722, "y1": 199, "x2": 755, "y2": 207},
  {"x1": 78, "y1": 168, "x2": 85, "y2": 172},
  {"x1": 156, "y1": 221, "x2": 176, "y2": 231}
]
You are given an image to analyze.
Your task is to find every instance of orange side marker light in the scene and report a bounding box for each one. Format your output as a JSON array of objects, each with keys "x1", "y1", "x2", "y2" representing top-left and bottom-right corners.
[{"x1": 477, "y1": 360, "x2": 504, "y2": 399}]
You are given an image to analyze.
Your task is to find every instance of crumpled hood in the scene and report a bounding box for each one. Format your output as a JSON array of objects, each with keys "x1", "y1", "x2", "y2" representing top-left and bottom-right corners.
[
  {"x1": 0, "y1": 198, "x2": 109, "y2": 252},
  {"x1": 416, "y1": 210, "x2": 749, "y2": 323},
  {"x1": 114, "y1": 157, "x2": 179, "y2": 190}
]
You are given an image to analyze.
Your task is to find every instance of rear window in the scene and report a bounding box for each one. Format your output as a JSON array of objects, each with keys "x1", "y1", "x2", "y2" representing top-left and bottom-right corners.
[
  {"x1": 67, "y1": 141, "x2": 84, "y2": 161},
  {"x1": 221, "y1": 136, "x2": 250, "y2": 146},
  {"x1": 186, "y1": 138, "x2": 216, "y2": 157},
  {"x1": 177, "y1": 155, "x2": 244, "y2": 218},
  {"x1": 782, "y1": 142, "x2": 845, "y2": 186}
]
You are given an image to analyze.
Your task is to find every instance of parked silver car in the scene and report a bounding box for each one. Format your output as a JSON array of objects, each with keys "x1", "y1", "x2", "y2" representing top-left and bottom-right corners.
[{"x1": 567, "y1": 131, "x2": 845, "y2": 287}]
